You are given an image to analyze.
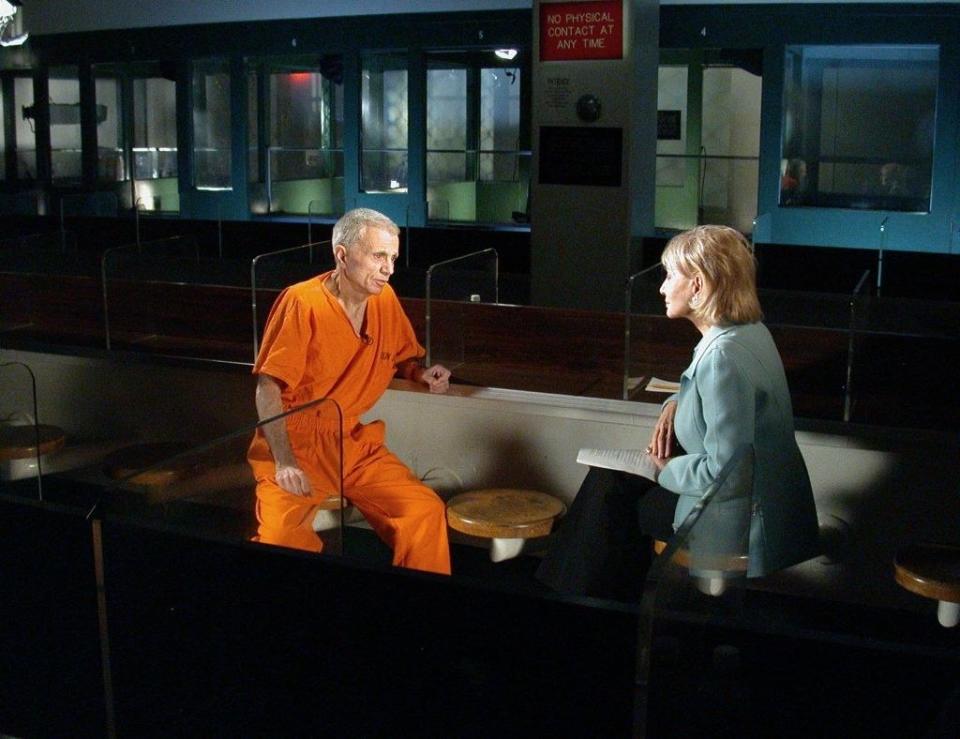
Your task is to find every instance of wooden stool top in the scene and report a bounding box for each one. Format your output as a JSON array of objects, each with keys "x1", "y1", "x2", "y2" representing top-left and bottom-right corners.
[
  {"x1": 0, "y1": 424, "x2": 66, "y2": 461},
  {"x1": 653, "y1": 538, "x2": 749, "y2": 572},
  {"x1": 103, "y1": 442, "x2": 197, "y2": 488},
  {"x1": 895, "y1": 542, "x2": 960, "y2": 604},
  {"x1": 446, "y1": 488, "x2": 565, "y2": 539}
]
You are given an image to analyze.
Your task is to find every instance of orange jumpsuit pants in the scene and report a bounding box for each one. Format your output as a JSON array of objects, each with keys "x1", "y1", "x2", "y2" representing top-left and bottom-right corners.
[{"x1": 249, "y1": 410, "x2": 451, "y2": 575}]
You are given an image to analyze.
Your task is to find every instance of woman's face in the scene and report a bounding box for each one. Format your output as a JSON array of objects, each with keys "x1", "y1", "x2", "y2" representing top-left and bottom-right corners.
[{"x1": 659, "y1": 265, "x2": 700, "y2": 321}]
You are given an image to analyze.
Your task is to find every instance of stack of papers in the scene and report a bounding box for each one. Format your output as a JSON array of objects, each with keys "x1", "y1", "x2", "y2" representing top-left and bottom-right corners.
[
  {"x1": 645, "y1": 377, "x2": 680, "y2": 393},
  {"x1": 576, "y1": 448, "x2": 659, "y2": 481}
]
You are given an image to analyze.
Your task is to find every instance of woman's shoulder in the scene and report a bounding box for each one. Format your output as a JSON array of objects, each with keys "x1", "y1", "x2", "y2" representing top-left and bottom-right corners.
[
  {"x1": 698, "y1": 323, "x2": 775, "y2": 366},
  {"x1": 715, "y1": 321, "x2": 772, "y2": 346}
]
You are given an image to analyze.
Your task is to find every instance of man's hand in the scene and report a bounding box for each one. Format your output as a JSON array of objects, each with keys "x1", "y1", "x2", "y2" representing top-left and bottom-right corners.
[
  {"x1": 418, "y1": 364, "x2": 451, "y2": 393},
  {"x1": 647, "y1": 400, "x2": 677, "y2": 459},
  {"x1": 274, "y1": 464, "x2": 312, "y2": 496}
]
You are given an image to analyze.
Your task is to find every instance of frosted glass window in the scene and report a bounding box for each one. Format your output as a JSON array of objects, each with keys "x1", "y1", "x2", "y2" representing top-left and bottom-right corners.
[
  {"x1": 94, "y1": 73, "x2": 125, "y2": 181},
  {"x1": 361, "y1": 54, "x2": 408, "y2": 193},
  {"x1": 14, "y1": 76, "x2": 35, "y2": 180},
  {"x1": 479, "y1": 66, "x2": 520, "y2": 181},
  {"x1": 781, "y1": 45, "x2": 937, "y2": 212},
  {"x1": 49, "y1": 67, "x2": 82, "y2": 183},
  {"x1": 269, "y1": 66, "x2": 343, "y2": 183},
  {"x1": 193, "y1": 60, "x2": 231, "y2": 189},
  {"x1": 132, "y1": 75, "x2": 177, "y2": 211},
  {"x1": 427, "y1": 65, "x2": 467, "y2": 184},
  {"x1": 0, "y1": 85, "x2": 5, "y2": 180}
]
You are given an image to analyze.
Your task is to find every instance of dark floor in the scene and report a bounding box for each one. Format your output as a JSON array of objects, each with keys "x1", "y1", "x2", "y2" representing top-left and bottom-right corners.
[{"x1": 2, "y1": 480, "x2": 959, "y2": 738}]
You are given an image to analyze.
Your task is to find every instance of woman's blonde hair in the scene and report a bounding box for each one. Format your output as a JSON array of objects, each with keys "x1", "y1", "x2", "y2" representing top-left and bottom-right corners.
[{"x1": 661, "y1": 225, "x2": 763, "y2": 325}]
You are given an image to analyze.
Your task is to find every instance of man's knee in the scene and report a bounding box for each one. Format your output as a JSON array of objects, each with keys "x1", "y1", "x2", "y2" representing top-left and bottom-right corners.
[{"x1": 255, "y1": 521, "x2": 324, "y2": 553}]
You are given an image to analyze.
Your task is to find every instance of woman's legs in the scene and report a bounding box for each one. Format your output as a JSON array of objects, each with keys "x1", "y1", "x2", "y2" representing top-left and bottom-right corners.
[{"x1": 535, "y1": 467, "x2": 673, "y2": 601}]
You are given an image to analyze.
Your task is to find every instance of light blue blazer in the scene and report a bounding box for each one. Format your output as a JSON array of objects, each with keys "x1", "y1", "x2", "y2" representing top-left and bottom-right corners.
[{"x1": 657, "y1": 322, "x2": 820, "y2": 577}]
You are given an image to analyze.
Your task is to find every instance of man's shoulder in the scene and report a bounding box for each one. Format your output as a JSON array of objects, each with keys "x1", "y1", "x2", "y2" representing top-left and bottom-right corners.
[{"x1": 280, "y1": 273, "x2": 333, "y2": 306}]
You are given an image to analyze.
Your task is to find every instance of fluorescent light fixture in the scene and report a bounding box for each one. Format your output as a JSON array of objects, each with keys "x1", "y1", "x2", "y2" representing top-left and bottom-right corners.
[{"x1": 494, "y1": 49, "x2": 518, "y2": 61}]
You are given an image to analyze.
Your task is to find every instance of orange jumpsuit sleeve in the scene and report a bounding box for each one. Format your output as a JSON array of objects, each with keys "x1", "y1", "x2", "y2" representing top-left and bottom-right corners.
[{"x1": 253, "y1": 287, "x2": 311, "y2": 390}]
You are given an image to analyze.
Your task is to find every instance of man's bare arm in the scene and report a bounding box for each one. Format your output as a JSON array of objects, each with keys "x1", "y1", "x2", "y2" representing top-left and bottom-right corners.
[
  {"x1": 255, "y1": 374, "x2": 311, "y2": 495},
  {"x1": 396, "y1": 359, "x2": 450, "y2": 394}
]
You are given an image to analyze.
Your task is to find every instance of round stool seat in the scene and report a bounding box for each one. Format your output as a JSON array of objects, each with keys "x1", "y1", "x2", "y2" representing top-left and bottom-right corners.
[
  {"x1": 103, "y1": 442, "x2": 196, "y2": 488},
  {"x1": 0, "y1": 424, "x2": 66, "y2": 461},
  {"x1": 895, "y1": 543, "x2": 960, "y2": 627},
  {"x1": 653, "y1": 538, "x2": 749, "y2": 572},
  {"x1": 895, "y1": 542, "x2": 960, "y2": 603},
  {"x1": 310, "y1": 492, "x2": 352, "y2": 532},
  {"x1": 446, "y1": 489, "x2": 565, "y2": 539},
  {"x1": 316, "y1": 492, "x2": 349, "y2": 511}
]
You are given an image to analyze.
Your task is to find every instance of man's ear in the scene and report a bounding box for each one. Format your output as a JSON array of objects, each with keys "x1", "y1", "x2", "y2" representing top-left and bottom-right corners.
[{"x1": 334, "y1": 245, "x2": 347, "y2": 264}]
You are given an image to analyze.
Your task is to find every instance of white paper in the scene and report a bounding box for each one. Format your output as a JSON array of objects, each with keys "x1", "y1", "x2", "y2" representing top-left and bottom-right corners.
[
  {"x1": 576, "y1": 448, "x2": 659, "y2": 481},
  {"x1": 645, "y1": 377, "x2": 680, "y2": 393}
]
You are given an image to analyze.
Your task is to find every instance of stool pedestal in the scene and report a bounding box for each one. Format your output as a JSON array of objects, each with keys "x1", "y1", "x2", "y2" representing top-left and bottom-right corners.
[
  {"x1": 446, "y1": 488, "x2": 565, "y2": 562},
  {"x1": 311, "y1": 494, "x2": 353, "y2": 532}
]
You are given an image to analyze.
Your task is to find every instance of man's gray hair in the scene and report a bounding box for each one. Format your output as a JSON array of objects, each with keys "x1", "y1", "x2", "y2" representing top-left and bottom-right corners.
[{"x1": 332, "y1": 208, "x2": 399, "y2": 251}]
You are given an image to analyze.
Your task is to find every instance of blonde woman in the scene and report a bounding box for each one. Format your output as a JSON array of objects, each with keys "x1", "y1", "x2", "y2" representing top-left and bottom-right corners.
[{"x1": 537, "y1": 225, "x2": 820, "y2": 600}]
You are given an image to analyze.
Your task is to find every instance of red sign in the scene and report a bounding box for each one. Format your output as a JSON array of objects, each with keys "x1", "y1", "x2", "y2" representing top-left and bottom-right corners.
[{"x1": 540, "y1": 0, "x2": 623, "y2": 62}]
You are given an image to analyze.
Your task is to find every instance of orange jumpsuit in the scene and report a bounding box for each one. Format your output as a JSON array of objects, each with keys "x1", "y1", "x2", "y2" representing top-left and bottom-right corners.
[{"x1": 247, "y1": 272, "x2": 451, "y2": 575}]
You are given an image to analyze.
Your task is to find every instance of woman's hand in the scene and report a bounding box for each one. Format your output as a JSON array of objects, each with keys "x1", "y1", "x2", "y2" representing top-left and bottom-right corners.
[{"x1": 647, "y1": 400, "x2": 677, "y2": 460}]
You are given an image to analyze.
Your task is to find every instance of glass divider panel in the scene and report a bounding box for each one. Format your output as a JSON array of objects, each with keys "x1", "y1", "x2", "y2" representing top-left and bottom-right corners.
[
  {"x1": 634, "y1": 444, "x2": 754, "y2": 738},
  {"x1": 101, "y1": 235, "x2": 251, "y2": 360},
  {"x1": 83, "y1": 396, "x2": 345, "y2": 557},
  {"x1": 424, "y1": 248, "x2": 498, "y2": 369},
  {"x1": 844, "y1": 269, "x2": 872, "y2": 423},
  {"x1": 250, "y1": 240, "x2": 334, "y2": 361},
  {"x1": 848, "y1": 284, "x2": 960, "y2": 429},
  {"x1": 0, "y1": 360, "x2": 55, "y2": 502},
  {"x1": 623, "y1": 263, "x2": 665, "y2": 400}
]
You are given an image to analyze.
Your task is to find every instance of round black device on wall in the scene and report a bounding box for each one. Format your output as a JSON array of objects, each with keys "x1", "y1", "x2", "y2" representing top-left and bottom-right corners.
[{"x1": 576, "y1": 93, "x2": 601, "y2": 122}]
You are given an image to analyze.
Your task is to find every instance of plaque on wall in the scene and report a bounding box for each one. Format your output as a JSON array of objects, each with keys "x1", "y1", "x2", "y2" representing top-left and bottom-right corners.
[{"x1": 538, "y1": 126, "x2": 622, "y2": 187}]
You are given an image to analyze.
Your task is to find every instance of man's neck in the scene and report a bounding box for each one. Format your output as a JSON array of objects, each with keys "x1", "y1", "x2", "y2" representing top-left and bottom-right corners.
[{"x1": 328, "y1": 271, "x2": 368, "y2": 333}]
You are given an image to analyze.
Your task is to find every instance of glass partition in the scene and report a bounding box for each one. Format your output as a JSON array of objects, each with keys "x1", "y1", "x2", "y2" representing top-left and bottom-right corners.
[
  {"x1": 843, "y1": 269, "x2": 872, "y2": 423},
  {"x1": 635, "y1": 444, "x2": 754, "y2": 737},
  {"x1": 623, "y1": 262, "x2": 685, "y2": 400},
  {"x1": 623, "y1": 259, "x2": 860, "y2": 422},
  {"x1": 101, "y1": 235, "x2": 251, "y2": 359},
  {"x1": 250, "y1": 240, "x2": 334, "y2": 361},
  {"x1": 424, "y1": 248, "x2": 498, "y2": 368},
  {"x1": 0, "y1": 360, "x2": 54, "y2": 502},
  {"x1": 845, "y1": 290, "x2": 960, "y2": 429},
  {"x1": 0, "y1": 230, "x2": 98, "y2": 345},
  {"x1": 34, "y1": 397, "x2": 344, "y2": 558}
]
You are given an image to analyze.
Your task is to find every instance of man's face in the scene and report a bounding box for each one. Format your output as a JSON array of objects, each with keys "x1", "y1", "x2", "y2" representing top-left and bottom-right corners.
[{"x1": 337, "y1": 226, "x2": 399, "y2": 297}]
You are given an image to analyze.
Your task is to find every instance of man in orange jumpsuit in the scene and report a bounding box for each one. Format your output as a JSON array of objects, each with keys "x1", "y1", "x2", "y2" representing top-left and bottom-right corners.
[{"x1": 247, "y1": 207, "x2": 452, "y2": 574}]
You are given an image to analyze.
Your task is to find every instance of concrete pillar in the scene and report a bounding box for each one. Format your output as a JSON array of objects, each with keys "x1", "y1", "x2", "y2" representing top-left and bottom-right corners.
[{"x1": 530, "y1": 0, "x2": 658, "y2": 311}]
